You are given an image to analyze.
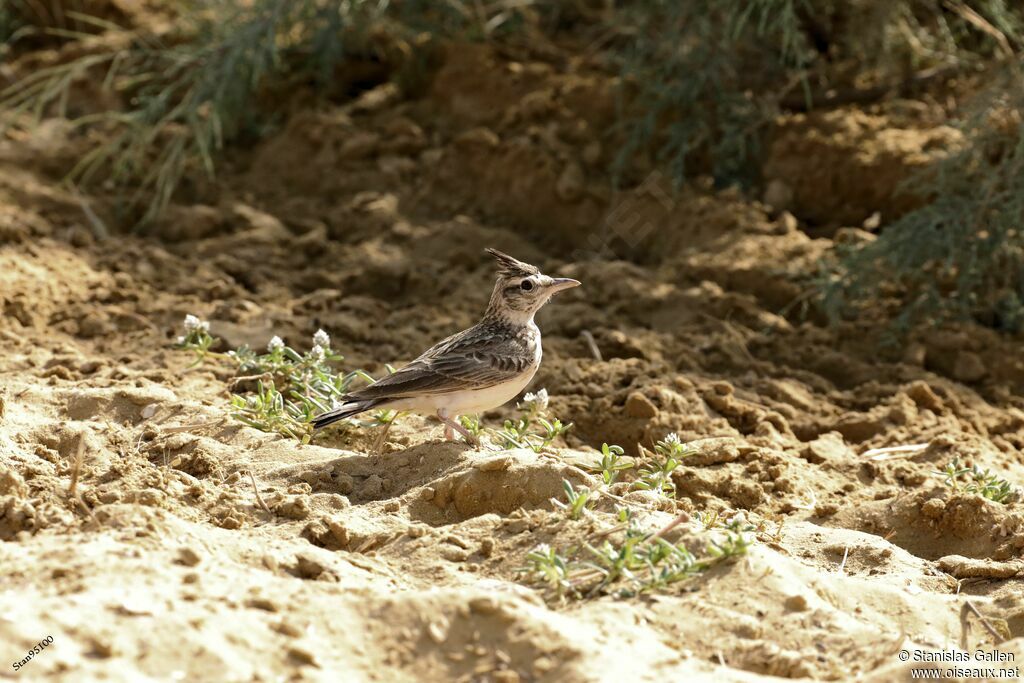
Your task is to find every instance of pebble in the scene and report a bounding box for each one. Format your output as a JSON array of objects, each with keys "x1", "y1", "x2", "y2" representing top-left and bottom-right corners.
[
  {"x1": 176, "y1": 546, "x2": 202, "y2": 567},
  {"x1": 952, "y1": 351, "x2": 987, "y2": 382}
]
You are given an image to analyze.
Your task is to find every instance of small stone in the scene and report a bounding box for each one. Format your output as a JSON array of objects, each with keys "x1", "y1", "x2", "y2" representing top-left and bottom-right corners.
[
  {"x1": 455, "y1": 127, "x2": 500, "y2": 148},
  {"x1": 426, "y1": 617, "x2": 449, "y2": 644},
  {"x1": 378, "y1": 155, "x2": 417, "y2": 176},
  {"x1": 937, "y1": 555, "x2": 1023, "y2": 579},
  {"x1": 293, "y1": 553, "x2": 333, "y2": 580},
  {"x1": 351, "y1": 83, "x2": 399, "y2": 113},
  {"x1": 474, "y1": 456, "x2": 512, "y2": 472},
  {"x1": 469, "y1": 596, "x2": 499, "y2": 615},
  {"x1": 775, "y1": 211, "x2": 798, "y2": 234},
  {"x1": 502, "y1": 518, "x2": 530, "y2": 534},
  {"x1": 276, "y1": 620, "x2": 304, "y2": 638},
  {"x1": 152, "y1": 204, "x2": 224, "y2": 241},
  {"x1": 361, "y1": 474, "x2": 385, "y2": 498},
  {"x1": 833, "y1": 227, "x2": 876, "y2": 245},
  {"x1": 921, "y1": 497, "x2": 946, "y2": 519},
  {"x1": 176, "y1": 547, "x2": 202, "y2": 567},
  {"x1": 624, "y1": 392, "x2": 658, "y2": 419},
  {"x1": 0, "y1": 468, "x2": 28, "y2": 498},
  {"x1": 800, "y1": 433, "x2": 850, "y2": 465},
  {"x1": 814, "y1": 503, "x2": 839, "y2": 517},
  {"x1": 687, "y1": 438, "x2": 742, "y2": 466},
  {"x1": 905, "y1": 381, "x2": 943, "y2": 412},
  {"x1": 444, "y1": 535, "x2": 471, "y2": 549},
  {"x1": 328, "y1": 494, "x2": 350, "y2": 509},
  {"x1": 784, "y1": 595, "x2": 809, "y2": 612},
  {"x1": 442, "y1": 546, "x2": 469, "y2": 562},
  {"x1": 275, "y1": 496, "x2": 311, "y2": 520},
  {"x1": 89, "y1": 638, "x2": 115, "y2": 658},
  {"x1": 246, "y1": 596, "x2": 279, "y2": 612},
  {"x1": 534, "y1": 656, "x2": 554, "y2": 673},
  {"x1": 338, "y1": 131, "x2": 380, "y2": 160},
  {"x1": 711, "y1": 382, "x2": 734, "y2": 396},
  {"x1": 952, "y1": 352, "x2": 987, "y2": 383},
  {"x1": 77, "y1": 313, "x2": 112, "y2": 338},
  {"x1": 288, "y1": 644, "x2": 319, "y2": 667}
]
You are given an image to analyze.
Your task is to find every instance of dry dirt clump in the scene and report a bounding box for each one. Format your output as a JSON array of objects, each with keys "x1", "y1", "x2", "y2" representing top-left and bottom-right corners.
[
  {"x1": 2, "y1": 34, "x2": 1024, "y2": 683},
  {"x1": 762, "y1": 108, "x2": 963, "y2": 230}
]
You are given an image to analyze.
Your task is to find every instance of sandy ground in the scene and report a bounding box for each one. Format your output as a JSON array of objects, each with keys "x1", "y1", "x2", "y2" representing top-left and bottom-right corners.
[{"x1": 3, "y1": 33, "x2": 1024, "y2": 683}]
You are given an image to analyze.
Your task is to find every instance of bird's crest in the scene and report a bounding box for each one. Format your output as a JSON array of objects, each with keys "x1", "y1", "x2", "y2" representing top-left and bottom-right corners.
[{"x1": 485, "y1": 248, "x2": 540, "y2": 278}]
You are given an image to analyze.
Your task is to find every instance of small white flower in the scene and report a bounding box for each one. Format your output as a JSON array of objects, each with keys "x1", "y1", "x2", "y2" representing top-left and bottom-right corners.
[
  {"x1": 313, "y1": 329, "x2": 330, "y2": 348},
  {"x1": 267, "y1": 336, "x2": 285, "y2": 353},
  {"x1": 175, "y1": 335, "x2": 185, "y2": 345},
  {"x1": 523, "y1": 388, "x2": 549, "y2": 411},
  {"x1": 533, "y1": 543, "x2": 551, "y2": 555},
  {"x1": 183, "y1": 314, "x2": 209, "y2": 334},
  {"x1": 663, "y1": 432, "x2": 681, "y2": 446},
  {"x1": 310, "y1": 344, "x2": 326, "y2": 362},
  {"x1": 726, "y1": 512, "x2": 748, "y2": 528}
]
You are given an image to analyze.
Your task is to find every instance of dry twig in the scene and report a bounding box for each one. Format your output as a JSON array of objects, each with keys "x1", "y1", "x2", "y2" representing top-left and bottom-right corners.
[
  {"x1": 965, "y1": 600, "x2": 1005, "y2": 643},
  {"x1": 248, "y1": 470, "x2": 272, "y2": 514}
]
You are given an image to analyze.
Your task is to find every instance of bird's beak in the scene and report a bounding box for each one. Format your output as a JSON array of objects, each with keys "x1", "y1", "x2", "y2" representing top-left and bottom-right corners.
[{"x1": 548, "y1": 277, "x2": 581, "y2": 293}]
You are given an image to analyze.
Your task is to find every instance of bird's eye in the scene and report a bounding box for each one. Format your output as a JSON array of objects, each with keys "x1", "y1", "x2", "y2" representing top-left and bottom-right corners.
[{"x1": 520, "y1": 280, "x2": 534, "y2": 291}]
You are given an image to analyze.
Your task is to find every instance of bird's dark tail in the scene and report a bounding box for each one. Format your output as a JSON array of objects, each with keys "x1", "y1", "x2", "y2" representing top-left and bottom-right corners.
[{"x1": 311, "y1": 399, "x2": 381, "y2": 430}]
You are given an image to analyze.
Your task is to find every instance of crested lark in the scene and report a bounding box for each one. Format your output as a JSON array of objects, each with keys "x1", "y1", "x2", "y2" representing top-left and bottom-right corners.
[{"x1": 311, "y1": 248, "x2": 580, "y2": 445}]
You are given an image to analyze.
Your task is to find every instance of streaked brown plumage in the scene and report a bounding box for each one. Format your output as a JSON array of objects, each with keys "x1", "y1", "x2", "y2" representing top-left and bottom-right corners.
[{"x1": 312, "y1": 248, "x2": 580, "y2": 444}]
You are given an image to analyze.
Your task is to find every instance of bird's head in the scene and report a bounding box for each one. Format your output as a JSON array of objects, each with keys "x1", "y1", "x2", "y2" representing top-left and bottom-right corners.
[{"x1": 483, "y1": 248, "x2": 580, "y2": 323}]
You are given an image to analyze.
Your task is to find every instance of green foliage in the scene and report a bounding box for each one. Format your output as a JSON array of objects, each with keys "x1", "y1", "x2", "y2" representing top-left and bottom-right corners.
[
  {"x1": 0, "y1": 0, "x2": 550, "y2": 226},
  {"x1": 821, "y1": 65, "x2": 1024, "y2": 331},
  {"x1": 554, "y1": 479, "x2": 593, "y2": 520},
  {"x1": 494, "y1": 390, "x2": 573, "y2": 452},
  {"x1": 522, "y1": 544, "x2": 573, "y2": 599},
  {"x1": 632, "y1": 434, "x2": 693, "y2": 497},
  {"x1": 8, "y1": 0, "x2": 1024, "y2": 328},
  {"x1": 0, "y1": 6, "x2": 22, "y2": 45},
  {"x1": 178, "y1": 316, "x2": 574, "y2": 448},
  {"x1": 523, "y1": 431, "x2": 749, "y2": 601},
  {"x1": 611, "y1": 0, "x2": 1024, "y2": 189},
  {"x1": 934, "y1": 458, "x2": 1015, "y2": 503},
  {"x1": 612, "y1": 0, "x2": 809, "y2": 187},
  {"x1": 177, "y1": 315, "x2": 371, "y2": 441},
  {"x1": 583, "y1": 443, "x2": 632, "y2": 485},
  {"x1": 610, "y1": 0, "x2": 1024, "y2": 328},
  {"x1": 458, "y1": 413, "x2": 483, "y2": 437},
  {"x1": 1, "y1": 0, "x2": 388, "y2": 225},
  {"x1": 520, "y1": 522, "x2": 750, "y2": 601}
]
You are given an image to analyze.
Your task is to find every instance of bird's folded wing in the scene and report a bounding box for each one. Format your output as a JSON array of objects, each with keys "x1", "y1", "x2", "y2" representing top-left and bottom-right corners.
[{"x1": 346, "y1": 335, "x2": 530, "y2": 401}]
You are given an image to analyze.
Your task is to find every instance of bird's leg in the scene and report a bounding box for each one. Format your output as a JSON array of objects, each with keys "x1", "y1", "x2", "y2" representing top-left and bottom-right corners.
[
  {"x1": 444, "y1": 422, "x2": 455, "y2": 441},
  {"x1": 437, "y1": 409, "x2": 478, "y2": 447}
]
